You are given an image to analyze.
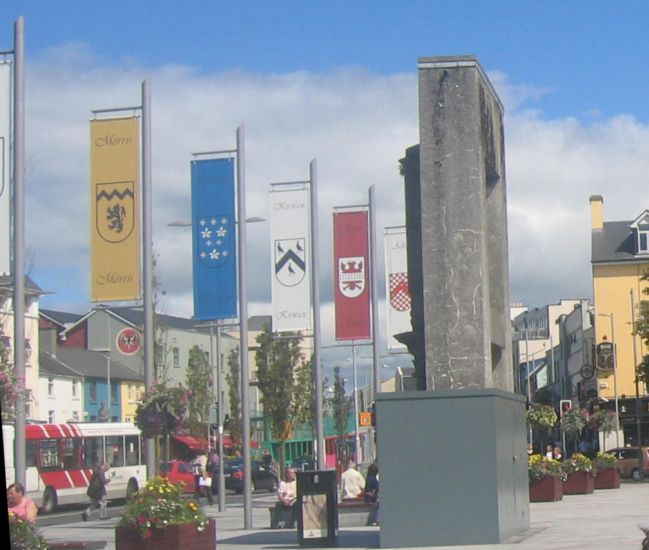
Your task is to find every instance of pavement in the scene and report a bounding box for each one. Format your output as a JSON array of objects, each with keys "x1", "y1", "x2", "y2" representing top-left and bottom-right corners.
[{"x1": 39, "y1": 481, "x2": 649, "y2": 549}]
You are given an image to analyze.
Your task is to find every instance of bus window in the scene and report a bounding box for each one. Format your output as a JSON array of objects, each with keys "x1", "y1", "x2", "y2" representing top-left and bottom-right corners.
[
  {"x1": 26, "y1": 441, "x2": 37, "y2": 468},
  {"x1": 84, "y1": 436, "x2": 104, "y2": 468},
  {"x1": 106, "y1": 436, "x2": 124, "y2": 468},
  {"x1": 40, "y1": 439, "x2": 60, "y2": 470},
  {"x1": 124, "y1": 435, "x2": 140, "y2": 466},
  {"x1": 61, "y1": 438, "x2": 82, "y2": 469}
]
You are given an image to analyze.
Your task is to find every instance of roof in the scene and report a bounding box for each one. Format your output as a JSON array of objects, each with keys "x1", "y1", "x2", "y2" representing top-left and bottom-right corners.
[
  {"x1": 42, "y1": 347, "x2": 143, "y2": 382},
  {"x1": 592, "y1": 220, "x2": 644, "y2": 264},
  {"x1": 40, "y1": 309, "x2": 84, "y2": 328},
  {"x1": 0, "y1": 274, "x2": 43, "y2": 296},
  {"x1": 39, "y1": 351, "x2": 84, "y2": 378}
]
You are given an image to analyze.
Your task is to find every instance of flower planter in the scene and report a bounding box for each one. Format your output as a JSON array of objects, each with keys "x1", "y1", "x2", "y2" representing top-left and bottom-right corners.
[
  {"x1": 563, "y1": 471, "x2": 595, "y2": 494},
  {"x1": 115, "y1": 519, "x2": 216, "y2": 550},
  {"x1": 594, "y1": 468, "x2": 621, "y2": 490},
  {"x1": 529, "y1": 475, "x2": 563, "y2": 502}
]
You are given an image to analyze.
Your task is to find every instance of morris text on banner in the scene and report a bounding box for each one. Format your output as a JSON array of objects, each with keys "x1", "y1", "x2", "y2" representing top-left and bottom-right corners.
[
  {"x1": 191, "y1": 157, "x2": 237, "y2": 320},
  {"x1": 90, "y1": 117, "x2": 141, "y2": 302},
  {"x1": 270, "y1": 186, "x2": 311, "y2": 332},
  {"x1": 384, "y1": 226, "x2": 411, "y2": 350},
  {"x1": 0, "y1": 62, "x2": 11, "y2": 276},
  {"x1": 333, "y1": 209, "x2": 371, "y2": 340}
]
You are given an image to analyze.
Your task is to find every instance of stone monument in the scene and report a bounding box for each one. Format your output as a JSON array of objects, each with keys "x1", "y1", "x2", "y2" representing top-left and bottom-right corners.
[{"x1": 379, "y1": 56, "x2": 529, "y2": 548}]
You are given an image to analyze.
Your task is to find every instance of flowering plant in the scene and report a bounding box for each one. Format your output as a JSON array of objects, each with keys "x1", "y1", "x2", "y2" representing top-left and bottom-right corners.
[
  {"x1": 528, "y1": 454, "x2": 564, "y2": 480},
  {"x1": 9, "y1": 512, "x2": 48, "y2": 549},
  {"x1": 0, "y1": 349, "x2": 26, "y2": 422},
  {"x1": 117, "y1": 476, "x2": 208, "y2": 539},
  {"x1": 592, "y1": 451, "x2": 619, "y2": 472},
  {"x1": 134, "y1": 382, "x2": 189, "y2": 438},
  {"x1": 561, "y1": 452, "x2": 593, "y2": 474},
  {"x1": 525, "y1": 404, "x2": 557, "y2": 429}
]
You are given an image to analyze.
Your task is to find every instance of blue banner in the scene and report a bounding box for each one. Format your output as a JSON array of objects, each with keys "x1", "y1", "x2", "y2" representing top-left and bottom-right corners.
[{"x1": 191, "y1": 158, "x2": 237, "y2": 320}]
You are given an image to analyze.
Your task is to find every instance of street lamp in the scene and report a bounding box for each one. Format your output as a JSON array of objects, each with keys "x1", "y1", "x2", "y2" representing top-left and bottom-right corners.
[{"x1": 598, "y1": 312, "x2": 620, "y2": 449}]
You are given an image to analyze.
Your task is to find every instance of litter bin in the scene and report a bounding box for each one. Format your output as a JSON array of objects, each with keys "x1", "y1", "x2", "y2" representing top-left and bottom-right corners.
[{"x1": 296, "y1": 470, "x2": 337, "y2": 547}]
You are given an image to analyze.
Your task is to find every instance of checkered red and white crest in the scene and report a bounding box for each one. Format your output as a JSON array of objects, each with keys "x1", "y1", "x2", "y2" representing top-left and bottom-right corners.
[{"x1": 389, "y1": 273, "x2": 411, "y2": 311}]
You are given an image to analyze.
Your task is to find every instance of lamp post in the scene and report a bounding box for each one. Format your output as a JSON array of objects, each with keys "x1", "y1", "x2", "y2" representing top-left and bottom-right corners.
[{"x1": 598, "y1": 312, "x2": 620, "y2": 449}]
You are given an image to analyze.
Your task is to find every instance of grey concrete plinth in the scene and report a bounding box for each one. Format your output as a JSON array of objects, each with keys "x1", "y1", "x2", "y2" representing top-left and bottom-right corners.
[{"x1": 377, "y1": 389, "x2": 529, "y2": 548}]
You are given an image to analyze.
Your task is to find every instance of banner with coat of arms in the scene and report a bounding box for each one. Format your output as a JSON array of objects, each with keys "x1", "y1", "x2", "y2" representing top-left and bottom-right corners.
[
  {"x1": 333, "y1": 209, "x2": 370, "y2": 340},
  {"x1": 191, "y1": 157, "x2": 237, "y2": 320},
  {"x1": 90, "y1": 117, "x2": 140, "y2": 301},
  {"x1": 269, "y1": 185, "x2": 311, "y2": 332},
  {"x1": 384, "y1": 226, "x2": 411, "y2": 350}
]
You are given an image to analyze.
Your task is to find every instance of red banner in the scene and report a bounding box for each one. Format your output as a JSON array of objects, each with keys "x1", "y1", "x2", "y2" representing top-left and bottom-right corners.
[{"x1": 334, "y1": 210, "x2": 371, "y2": 340}]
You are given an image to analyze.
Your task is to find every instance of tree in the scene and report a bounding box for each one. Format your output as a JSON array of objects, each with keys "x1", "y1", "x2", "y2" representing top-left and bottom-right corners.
[
  {"x1": 255, "y1": 326, "x2": 310, "y2": 471},
  {"x1": 634, "y1": 270, "x2": 649, "y2": 388},
  {"x1": 185, "y1": 345, "x2": 212, "y2": 437},
  {"x1": 0, "y1": 338, "x2": 22, "y2": 422},
  {"x1": 328, "y1": 366, "x2": 353, "y2": 442},
  {"x1": 226, "y1": 346, "x2": 242, "y2": 445}
]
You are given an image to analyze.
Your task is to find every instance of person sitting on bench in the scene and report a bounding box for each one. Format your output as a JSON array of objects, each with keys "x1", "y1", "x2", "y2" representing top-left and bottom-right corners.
[{"x1": 275, "y1": 467, "x2": 297, "y2": 528}]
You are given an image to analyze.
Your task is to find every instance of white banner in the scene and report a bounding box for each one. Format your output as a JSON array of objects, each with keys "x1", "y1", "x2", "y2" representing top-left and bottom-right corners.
[
  {"x1": 0, "y1": 62, "x2": 11, "y2": 275},
  {"x1": 270, "y1": 186, "x2": 312, "y2": 332},
  {"x1": 384, "y1": 227, "x2": 411, "y2": 350}
]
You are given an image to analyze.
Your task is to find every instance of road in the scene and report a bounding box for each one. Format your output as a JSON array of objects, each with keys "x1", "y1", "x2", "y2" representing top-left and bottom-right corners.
[{"x1": 34, "y1": 491, "x2": 274, "y2": 527}]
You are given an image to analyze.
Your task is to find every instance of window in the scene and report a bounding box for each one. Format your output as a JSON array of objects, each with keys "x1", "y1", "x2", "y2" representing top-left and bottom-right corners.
[
  {"x1": 111, "y1": 383, "x2": 118, "y2": 404},
  {"x1": 83, "y1": 436, "x2": 104, "y2": 468},
  {"x1": 128, "y1": 384, "x2": 136, "y2": 403},
  {"x1": 48, "y1": 377, "x2": 54, "y2": 397},
  {"x1": 48, "y1": 410, "x2": 55, "y2": 423},
  {"x1": 173, "y1": 347, "x2": 180, "y2": 368},
  {"x1": 72, "y1": 379, "x2": 79, "y2": 398},
  {"x1": 72, "y1": 411, "x2": 79, "y2": 422},
  {"x1": 125, "y1": 435, "x2": 140, "y2": 466},
  {"x1": 40, "y1": 439, "x2": 60, "y2": 469},
  {"x1": 90, "y1": 382, "x2": 97, "y2": 402},
  {"x1": 61, "y1": 438, "x2": 81, "y2": 469},
  {"x1": 639, "y1": 223, "x2": 649, "y2": 254},
  {"x1": 26, "y1": 441, "x2": 37, "y2": 468},
  {"x1": 106, "y1": 435, "x2": 124, "y2": 467}
]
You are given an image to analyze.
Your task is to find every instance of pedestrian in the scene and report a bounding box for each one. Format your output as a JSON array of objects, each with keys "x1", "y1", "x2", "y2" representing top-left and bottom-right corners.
[
  {"x1": 208, "y1": 450, "x2": 220, "y2": 496},
  {"x1": 82, "y1": 462, "x2": 113, "y2": 521},
  {"x1": 274, "y1": 466, "x2": 297, "y2": 528},
  {"x1": 552, "y1": 446, "x2": 563, "y2": 461},
  {"x1": 340, "y1": 459, "x2": 365, "y2": 499},
  {"x1": 545, "y1": 444, "x2": 554, "y2": 459},
  {"x1": 191, "y1": 451, "x2": 210, "y2": 503},
  {"x1": 7, "y1": 482, "x2": 38, "y2": 524},
  {"x1": 364, "y1": 463, "x2": 379, "y2": 526}
]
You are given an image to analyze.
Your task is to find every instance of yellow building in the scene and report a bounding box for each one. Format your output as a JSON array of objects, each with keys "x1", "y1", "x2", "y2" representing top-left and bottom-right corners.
[{"x1": 590, "y1": 195, "x2": 649, "y2": 445}]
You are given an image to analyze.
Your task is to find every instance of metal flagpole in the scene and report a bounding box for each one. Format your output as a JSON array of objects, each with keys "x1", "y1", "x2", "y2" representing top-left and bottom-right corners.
[
  {"x1": 236, "y1": 125, "x2": 253, "y2": 528},
  {"x1": 13, "y1": 16, "x2": 26, "y2": 487},
  {"x1": 141, "y1": 78, "x2": 156, "y2": 478},
  {"x1": 216, "y1": 320, "x2": 226, "y2": 510},
  {"x1": 310, "y1": 159, "x2": 325, "y2": 470}
]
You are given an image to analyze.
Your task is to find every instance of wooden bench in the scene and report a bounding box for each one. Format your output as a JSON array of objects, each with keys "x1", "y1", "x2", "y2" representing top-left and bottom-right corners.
[{"x1": 338, "y1": 497, "x2": 378, "y2": 527}]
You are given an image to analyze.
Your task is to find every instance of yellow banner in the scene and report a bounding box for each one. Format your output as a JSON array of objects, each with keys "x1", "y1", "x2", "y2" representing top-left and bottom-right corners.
[{"x1": 90, "y1": 117, "x2": 140, "y2": 301}]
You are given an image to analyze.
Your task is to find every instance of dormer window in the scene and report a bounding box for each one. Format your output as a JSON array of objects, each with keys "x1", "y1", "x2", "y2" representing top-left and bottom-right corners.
[{"x1": 629, "y1": 211, "x2": 649, "y2": 255}]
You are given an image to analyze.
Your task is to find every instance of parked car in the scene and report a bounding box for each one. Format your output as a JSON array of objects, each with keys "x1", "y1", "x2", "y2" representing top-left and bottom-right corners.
[
  {"x1": 159, "y1": 460, "x2": 196, "y2": 493},
  {"x1": 291, "y1": 456, "x2": 315, "y2": 471},
  {"x1": 607, "y1": 447, "x2": 649, "y2": 480},
  {"x1": 223, "y1": 459, "x2": 278, "y2": 494}
]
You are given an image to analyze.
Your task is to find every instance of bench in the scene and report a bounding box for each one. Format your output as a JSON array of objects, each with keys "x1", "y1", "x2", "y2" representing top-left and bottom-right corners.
[
  {"x1": 337, "y1": 497, "x2": 378, "y2": 527},
  {"x1": 268, "y1": 505, "x2": 296, "y2": 529}
]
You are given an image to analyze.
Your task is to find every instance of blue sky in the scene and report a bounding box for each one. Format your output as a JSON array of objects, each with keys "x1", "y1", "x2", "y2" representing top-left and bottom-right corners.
[{"x1": 2, "y1": 2, "x2": 649, "y2": 368}]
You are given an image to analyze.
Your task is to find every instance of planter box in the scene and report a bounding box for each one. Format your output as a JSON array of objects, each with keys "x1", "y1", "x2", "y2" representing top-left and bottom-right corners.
[
  {"x1": 115, "y1": 519, "x2": 216, "y2": 550},
  {"x1": 529, "y1": 476, "x2": 563, "y2": 502},
  {"x1": 563, "y1": 471, "x2": 595, "y2": 495},
  {"x1": 594, "y1": 468, "x2": 621, "y2": 490}
]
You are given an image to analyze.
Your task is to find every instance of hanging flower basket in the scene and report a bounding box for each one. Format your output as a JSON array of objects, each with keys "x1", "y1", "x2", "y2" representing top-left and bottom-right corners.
[{"x1": 134, "y1": 383, "x2": 189, "y2": 438}]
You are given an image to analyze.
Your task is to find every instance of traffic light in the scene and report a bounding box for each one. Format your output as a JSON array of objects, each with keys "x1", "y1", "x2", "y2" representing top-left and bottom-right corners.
[{"x1": 560, "y1": 400, "x2": 572, "y2": 417}]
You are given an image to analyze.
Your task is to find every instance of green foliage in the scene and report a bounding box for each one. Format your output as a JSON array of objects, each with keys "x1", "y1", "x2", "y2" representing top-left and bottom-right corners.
[
  {"x1": 528, "y1": 454, "x2": 563, "y2": 480},
  {"x1": 185, "y1": 346, "x2": 212, "y2": 436},
  {"x1": 328, "y1": 366, "x2": 353, "y2": 439},
  {"x1": 135, "y1": 382, "x2": 189, "y2": 438},
  {"x1": 525, "y1": 404, "x2": 557, "y2": 429},
  {"x1": 561, "y1": 452, "x2": 593, "y2": 474},
  {"x1": 117, "y1": 476, "x2": 208, "y2": 539},
  {"x1": 0, "y1": 338, "x2": 23, "y2": 422},
  {"x1": 588, "y1": 409, "x2": 618, "y2": 434},
  {"x1": 560, "y1": 407, "x2": 588, "y2": 436},
  {"x1": 225, "y1": 347, "x2": 241, "y2": 444},
  {"x1": 9, "y1": 513, "x2": 48, "y2": 549},
  {"x1": 254, "y1": 326, "x2": 310, "y2": 471},
  {"x1": 634, "y1": 270, "x2": 649, "y2": 388},
  {"x1": 592, "y1": 452, "x2": 619, "y2": 472}
]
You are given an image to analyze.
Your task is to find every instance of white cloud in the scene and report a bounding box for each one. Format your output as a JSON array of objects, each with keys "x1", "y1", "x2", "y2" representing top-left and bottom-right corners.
[{"x1": 20, "y1": 46, "x2": 649, "y2": 336}]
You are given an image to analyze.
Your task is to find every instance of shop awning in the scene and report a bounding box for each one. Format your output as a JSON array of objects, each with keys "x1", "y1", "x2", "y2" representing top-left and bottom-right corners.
[{"x1": 171, "y1": 434, "x2": 207, "y2": 452}]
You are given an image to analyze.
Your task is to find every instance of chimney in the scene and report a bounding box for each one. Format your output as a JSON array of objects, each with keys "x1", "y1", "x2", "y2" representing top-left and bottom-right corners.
[{"x1": 590, "y1": 195, "x2": 604, "y2": 230}]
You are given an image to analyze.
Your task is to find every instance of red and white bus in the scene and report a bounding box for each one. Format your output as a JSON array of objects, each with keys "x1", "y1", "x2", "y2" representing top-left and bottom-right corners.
[{"x1": 3, "y1": 422, "x2": 146, "y2": 513}]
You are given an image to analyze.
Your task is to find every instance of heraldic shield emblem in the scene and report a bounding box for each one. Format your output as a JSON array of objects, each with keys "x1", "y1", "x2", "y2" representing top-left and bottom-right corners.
[
  {"x1": 96, "y1": 181, "x2": 135, "y2": 243},
  {"x1": 275, "y1": 238, "x2": 306, "y2": 287},
  {"x1": 389, "y1": 272, "x2": 411, "y2": 311},
  {"x1": 339, "y1": 256, "x2": 365, "y2": 298},
  {"x1": 196, "y1": 215, "x2": 232, "y2": 268}
]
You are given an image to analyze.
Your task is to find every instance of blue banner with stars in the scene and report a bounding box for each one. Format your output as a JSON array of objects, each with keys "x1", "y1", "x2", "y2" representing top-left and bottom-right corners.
[{"x1": 191, "y1": 157, "x2": 237, "y2": 320}]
